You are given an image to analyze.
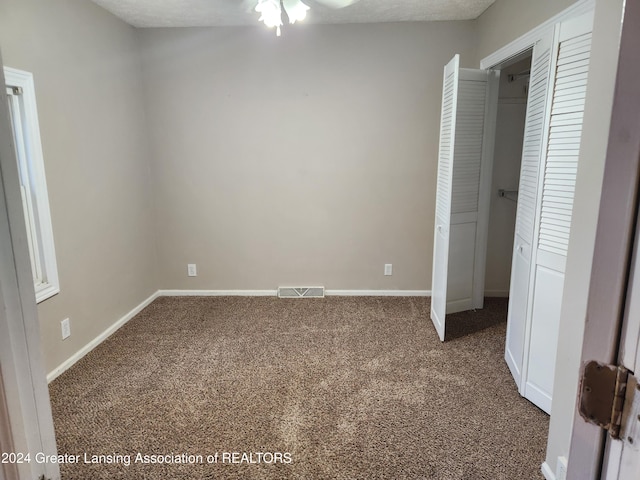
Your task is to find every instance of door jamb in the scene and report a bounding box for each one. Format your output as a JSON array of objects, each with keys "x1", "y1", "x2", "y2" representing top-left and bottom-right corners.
[
  {"x1": 566, "y1": 0, "x2": 640, "y2": 477},
  {"x1": 0, "y1": 370, "x2": 18, "y2": 480},
  {"x1": 472, "y1": 69, "x2": 500, "y2": 310}
]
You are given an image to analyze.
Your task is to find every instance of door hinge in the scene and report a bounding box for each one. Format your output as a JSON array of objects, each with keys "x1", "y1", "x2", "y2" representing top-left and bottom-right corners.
[{"x1": 578, "y1": 361, "x2": 630, "y2": 439}]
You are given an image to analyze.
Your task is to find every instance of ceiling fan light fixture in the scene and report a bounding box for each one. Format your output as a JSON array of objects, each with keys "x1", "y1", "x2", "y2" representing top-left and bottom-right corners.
[
  {"x1": 283, "y1": 0, "x2": 310, "y2": 24},
  {"x1": 255, "y1": 0, "x2": 283, "y2": 35}
]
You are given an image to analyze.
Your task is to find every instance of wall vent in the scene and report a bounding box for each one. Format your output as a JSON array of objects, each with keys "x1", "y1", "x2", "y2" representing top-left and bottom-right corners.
[{"x1": 277, "y1": 286, "x2": 325, "y2": 298}]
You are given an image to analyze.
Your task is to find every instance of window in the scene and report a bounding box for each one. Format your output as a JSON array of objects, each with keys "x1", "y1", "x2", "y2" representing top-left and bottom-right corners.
[{"x1": 4, "y1": 67, "x2": 59, "y2": 303}]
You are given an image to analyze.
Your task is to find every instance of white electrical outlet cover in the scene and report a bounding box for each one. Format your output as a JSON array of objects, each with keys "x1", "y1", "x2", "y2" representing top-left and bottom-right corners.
[{"x1": 61, "y1": 318, "x2": 71, "y2": 340}]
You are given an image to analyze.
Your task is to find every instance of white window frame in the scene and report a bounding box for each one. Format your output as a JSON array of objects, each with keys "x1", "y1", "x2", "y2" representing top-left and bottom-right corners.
[{"x1": 4, "y1": 67, "x2": 59, "y2": 303}]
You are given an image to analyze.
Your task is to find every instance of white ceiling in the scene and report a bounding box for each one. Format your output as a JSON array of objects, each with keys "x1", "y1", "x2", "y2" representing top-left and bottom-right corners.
[{"x1": 90, "y1": 0, "x2": 496, "y2": 28}]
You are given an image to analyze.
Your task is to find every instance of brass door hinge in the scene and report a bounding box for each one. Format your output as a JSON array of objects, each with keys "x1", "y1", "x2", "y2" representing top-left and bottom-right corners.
[{"x1": 578, "y1": 361, "x2": 630, "y2": 439}]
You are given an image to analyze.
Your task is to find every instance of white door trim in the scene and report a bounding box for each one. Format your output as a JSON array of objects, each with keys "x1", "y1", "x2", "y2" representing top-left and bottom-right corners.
[
  {"x1": 480, "y1": 0, "x2": 596, "y2": 70},
  {"x1": 0, "y1": 370, "x2": 18, "y2": 480}
]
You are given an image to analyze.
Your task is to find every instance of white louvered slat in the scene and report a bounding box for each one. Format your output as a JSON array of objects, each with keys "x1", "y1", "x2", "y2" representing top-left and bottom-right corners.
[
  {"x1": 435, "y1": 70, "x2": 456, "y2": 222},
  {"x1": 538, "y1": 31, "x2": 592, "y2": 257},
  {"x1": 451, "y1": 80, "x2": 487, "y2": 214},
  {"x1": 514, "y1": 43, "x2": 553, "y2": 242}
]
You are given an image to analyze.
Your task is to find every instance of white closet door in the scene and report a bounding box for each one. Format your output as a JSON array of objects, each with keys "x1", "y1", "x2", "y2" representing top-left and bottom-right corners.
[
  {"x1": 505, "y1": 30, "x2": 555, "y2": 388},
  {"x1": 431, "y1": 55, "x2": 493, "y2": 341},
  {"x1": 431, "y1": 55, "x2": 459, "y2": 340},
  {"x1": 523, "y1": 11, "x2": 594, "y2": 413}
]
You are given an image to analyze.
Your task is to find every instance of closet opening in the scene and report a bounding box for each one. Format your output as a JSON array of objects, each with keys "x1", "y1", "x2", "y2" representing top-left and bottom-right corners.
[{"x1": 484, "y1": 51, "x2": 532, "y2": 301}]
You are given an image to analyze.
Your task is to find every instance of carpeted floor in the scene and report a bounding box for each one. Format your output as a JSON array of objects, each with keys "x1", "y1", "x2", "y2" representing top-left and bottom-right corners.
[{"x1": 49, "y1": 296, "x2": 549, "y2": 479}]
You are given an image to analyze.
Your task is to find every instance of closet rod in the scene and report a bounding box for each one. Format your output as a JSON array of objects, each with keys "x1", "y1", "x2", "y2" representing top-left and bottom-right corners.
[
  {"x1": 498, "y1": 189, "x2": 518, "y2": 202},
  {"x1": 507, "y1": 70, "x2": 530, "y2": 82}
]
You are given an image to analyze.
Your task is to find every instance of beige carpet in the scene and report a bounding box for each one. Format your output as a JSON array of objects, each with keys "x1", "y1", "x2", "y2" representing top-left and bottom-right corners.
[{"x1": 49, "y1": 296, "x2": 548, "y2": 479}]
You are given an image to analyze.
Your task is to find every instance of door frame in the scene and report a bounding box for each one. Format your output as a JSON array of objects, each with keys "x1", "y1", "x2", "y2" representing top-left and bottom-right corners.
[
  {"x1": 0, "y1": 52, "x2": 60, "y2": 479},
  {"x1": 566, "y1": 0, "x2": 640, "y2": 477},
  {"x1": 0, "y1": 370, "x2": 18, "y2": 480},
  {"x1": 479, "y1": 0, "x2": 595, "y2": 71}
]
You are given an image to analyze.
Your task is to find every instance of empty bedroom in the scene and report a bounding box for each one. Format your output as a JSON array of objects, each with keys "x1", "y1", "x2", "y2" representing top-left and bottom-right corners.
[{"x1": 0, "y1": 0, "x2": 632, "y2": 479}]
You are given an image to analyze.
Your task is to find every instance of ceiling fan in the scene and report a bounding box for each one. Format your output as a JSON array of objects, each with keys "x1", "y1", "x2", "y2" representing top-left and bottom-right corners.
[{"x1": 253, "y1": 0, "x2": 360, "y2": 36}]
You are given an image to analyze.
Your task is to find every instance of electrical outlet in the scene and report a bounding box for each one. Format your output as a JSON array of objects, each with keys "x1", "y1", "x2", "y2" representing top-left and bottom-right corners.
[
  {"x1": 187, "y1": 263, "x2": 197, "y2": 277},
  {"x1": 61, "y1": 318, "x2": 71, "y2": 340},
  {"x1": 384, "y1": 264, "x2": 393, "y2": 276},
  {"x1": 556, "y1": 456, "x2": 568, "y2": 480}
]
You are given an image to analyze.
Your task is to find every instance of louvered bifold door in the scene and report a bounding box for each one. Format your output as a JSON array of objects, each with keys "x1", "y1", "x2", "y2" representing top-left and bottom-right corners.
[
  {"x1": 504, "y1": 30, "x2": 555, "y2": 389},
  {"x1": 431, "y1": 55, "x2": 492, "y2": 342},
  {"x1": 431, "y1": 55, "x2": 459, "y2": 341},
  {"x1": 523, "y1": 11, "x2": 594, "y2": 414}
]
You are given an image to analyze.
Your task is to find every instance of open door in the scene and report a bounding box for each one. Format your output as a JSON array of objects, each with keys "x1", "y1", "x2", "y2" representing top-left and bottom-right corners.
[
  {"x1": 567, "y1": 0, "x2": 640, "y2": 476},
  {"x1": 431, "y1": 55, "x2": 497, "y2": 341},
  {"x1": 601, "y1": 205, "x2": 640, "y2": 478},
  {"x1": 0, "y1": 53, "x2": 60, "y2": 480}
]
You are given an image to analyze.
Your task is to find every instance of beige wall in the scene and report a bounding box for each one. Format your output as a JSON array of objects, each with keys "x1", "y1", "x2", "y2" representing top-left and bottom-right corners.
[
  {"x1": 139, "y1": 23, "x2": 477, "y2": 291},
  {"x1": 476, "y1": 0, "x2": 575, "y2": 62},
  {"x1": 0, "y1": 0, "x2": 158, "y2": 373},
  {"x1": 546, "y1": 0, "x2": 624, "y2": 475}
]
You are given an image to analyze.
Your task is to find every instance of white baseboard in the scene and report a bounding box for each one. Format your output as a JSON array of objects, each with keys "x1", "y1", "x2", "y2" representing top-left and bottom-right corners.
[
  {"x1": 158, "y1": 289, "x2": 278, "y2": 296},
  {"x1": 46, "y1": 291, "x2": 160, "y2": 383},
  {"x1": 325, "y1": 290, "x2": 430, "y2": 297},
  {"x1": 541, "y1": 461, "x2": 556, "y2": 480},
  {"x1": 159, "y1": 289, "x2": 431, "y2": 297},
  {"x1": 484, "y1": 289, "x2": 509, "y2": 298}
]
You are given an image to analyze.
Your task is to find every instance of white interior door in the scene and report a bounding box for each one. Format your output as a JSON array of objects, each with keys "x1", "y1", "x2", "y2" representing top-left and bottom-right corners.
[
  {"x1": 431, "y1": 54, "x2": 495, "y2": 341},
  {"x1": 0, "y1": 53, "x2": 59, "y2": 480},
  {"x1": 522, "y1": 11, "x2": 595, "y2": 414},
  {"x1": 601, "y1": 205, "x2": 640, "y2": 478},
  {"x1": 504, "y1": 30, "x2": 555, "y2": 389},
  {"x1": 566, "y1": 0, "x2": 638, "y2": 475}
]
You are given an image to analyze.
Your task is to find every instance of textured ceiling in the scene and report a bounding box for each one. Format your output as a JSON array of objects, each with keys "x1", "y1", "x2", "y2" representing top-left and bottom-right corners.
[{"x1": 90, "y1": 0, "x2": 496, "y2": 28}]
